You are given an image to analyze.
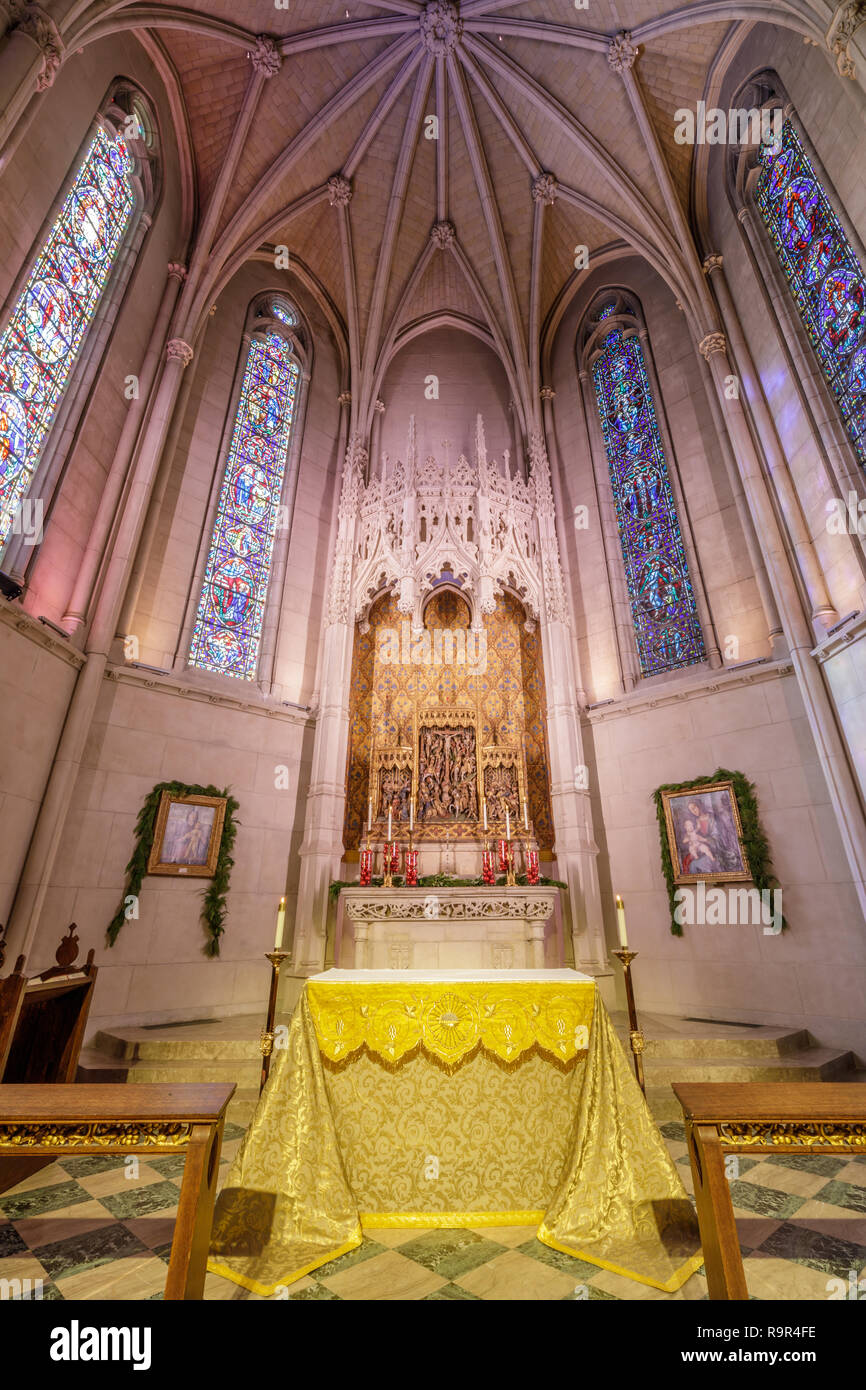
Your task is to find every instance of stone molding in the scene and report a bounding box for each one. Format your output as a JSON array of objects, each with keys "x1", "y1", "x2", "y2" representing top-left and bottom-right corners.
[
  {"x1": 342, "y1": 887, "x2": 557, "y2": 921},
  {"x1": 827, "y1": 2, "x2": 866, "y2": 78},
  {"x1": 105, "y1": 663, "x2": 315, "y2": 726},
  {"x1": 7, "y1": 3, "x2": 64, "y2": 90},
  {"x1": 0, "y1": 598, "x2": 85, "y2": 670},
  {"x1": 248, "y1": 34, "x2": 282, "y2": 78},
  {"x1": 699, "y1": 331, "x2": 727, "y2": 359},
  {"x1": 607, "y1": 31, "x2": 638, "y2": 73},
  {"x1": 431, "y1": 219, "x2": 456, "y2": 249},
  {"x1": 420, "y1": 0, "x2": 463, "y2": 56},
  {"x1": 531, "y1": 172, "x2": 558, "y2": 206},
  {"x1": 584, "y1": 658, "x2": 795, "y2": 724},
  {"x1": 165, "y1": 338, "x2": 194, "y2": 367},
  {"x1": 327, "y1": 174, "x2": 353, "y2": 207},
  {"x1": 811, "y1": 608, "x2": 866, "y2": 664}
]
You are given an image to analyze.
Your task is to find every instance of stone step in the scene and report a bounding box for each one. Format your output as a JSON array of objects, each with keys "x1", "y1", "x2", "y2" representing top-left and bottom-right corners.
[
  {"x1": 640, "y1": 1028, "x2": 811, "y2": 1059},
  {"x1": 79, "y1": 1052, "x2": 263, "y2": 1089},
  {"x1": 639, "y1": 1048, "x2": 855, "y2": 1085},
  {"x1": 92, "y1": 1020, "x2": 268, "y2": 1063}
]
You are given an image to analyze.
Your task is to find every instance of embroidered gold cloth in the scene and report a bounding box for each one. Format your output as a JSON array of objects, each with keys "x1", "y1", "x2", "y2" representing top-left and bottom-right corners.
[
  {"x1": 208, "y1": 977, "x2": 701, "y2": 1296},
  {"x1": 307, "y1": 977, "x2": 595, "y2": 1071}
]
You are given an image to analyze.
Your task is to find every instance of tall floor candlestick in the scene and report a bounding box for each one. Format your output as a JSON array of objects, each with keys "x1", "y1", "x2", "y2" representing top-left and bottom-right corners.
[
  {"x1": 260, "y1": 949, "x2": 290, "y2": 1093},
  {"x1": 612, "y1": 949, "x2": 645, "y2": 1096}
]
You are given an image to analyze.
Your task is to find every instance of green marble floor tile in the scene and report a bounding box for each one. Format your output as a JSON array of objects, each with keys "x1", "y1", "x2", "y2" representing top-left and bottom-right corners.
[
  {"x1": 146, "y1": 1156, "x2": 187, "y2": 1180},
  {"x1": 35, "y1": 1222, "x2": 150, "y2": 1282},
  {"x1": 58, "y1": 1155, "x2": 129, "y2": 1179},
  {"x1": 222, "y1": 1123, "x2": 247, "y2": 1141},
  {"x1": 1, "y1": 1181, "x2": 92, "y2": 1222},
  {"x1": 764, "y1": 1154, "x2": 848, "y2": 1179},
  {"x1": 100, "y1": 1180, "x2": 181, "y2": 1221},
  {"x1": 811, "y1": 1179, "x2": 866, "y2": 1214},
  {"x1": 756, "y1": 1222, "x2": 866, "y2": 1278},
  {"x1": 395, "y1": 1228, "x2": 502, "y2": 1279},
  {"x1": 516, "y1": 1239, "x2": 601, "y2": 1280},
  {"x1": 289, "y1": 1282, "x2": 343, "y2": 1300},
  {"x1": 562, "y1": 1284, "x2": 620, "y2": 1300},
  {"x1": 728, "y1": 1180, "x2": 804, "y2": 1220},
  {"x1": 659, "y1": 1122, "x2": 686, "y2": 1142},
  {"x1": 311, "y1": 1237, "x2": 385, "y2": 1279},
  {"x1": 0, "y1": 1222, "x2": 28, "y2": 1258}
]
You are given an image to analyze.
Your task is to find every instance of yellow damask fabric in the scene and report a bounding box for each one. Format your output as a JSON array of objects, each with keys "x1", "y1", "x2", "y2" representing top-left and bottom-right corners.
[
  {"x1": 208, "y1": 981, "x2": 701, "y2": 1296},
  {"x1": 307, "y1": 977, "x2": 595, "y2": 1071}
]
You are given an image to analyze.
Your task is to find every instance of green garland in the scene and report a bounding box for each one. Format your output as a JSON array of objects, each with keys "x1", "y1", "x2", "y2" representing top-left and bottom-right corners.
[
  {"x1": 653, "y1": 767, "x2": 784, "y2": 937},
  {"x1": 107, "y1": 781, "x2": 239, "y2": 957},
  {"x1": 329, "y1": 872, "x2": 566, "y2": 900}
]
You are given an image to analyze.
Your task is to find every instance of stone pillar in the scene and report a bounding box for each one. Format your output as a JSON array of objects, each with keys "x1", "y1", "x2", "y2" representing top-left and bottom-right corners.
[
  {"x1": 291, "y1": 428, "x2": 367, "y2": 972},
  {"x1": 698, "y1": 329, "x2": 866, "y2": 919},
  {"x1": 0, "y1": 2, "x2": 64, "y2": 162},
  {"x1": 4, "y1": 337, "x2": 196, "y2": 964},
  {"x1": 370, "y1": 398, "x2": 386, "y2": 478},
  {"x1": 529, "y1": 430, "x2": 609, "y2": 975}
]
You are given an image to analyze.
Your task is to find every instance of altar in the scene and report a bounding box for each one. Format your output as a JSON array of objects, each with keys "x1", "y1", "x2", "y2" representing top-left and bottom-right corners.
[
  {"x1": 208, "y1": 969, "x2": 701, "y2": 1296},
  {"x1": 334, "y1": 885, "x2": 564, "y2": 970}
]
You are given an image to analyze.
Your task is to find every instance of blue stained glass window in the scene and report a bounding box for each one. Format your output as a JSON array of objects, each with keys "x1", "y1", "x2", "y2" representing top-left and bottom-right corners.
[
  {"x1": 270, "y1": 300, "x2": 296, "y2": 326},
  {"x1": 756, "y1": 119, "x2": 866, "y2": 465},
  {"x1": 591, "y1": 328, "x2": 706, "y2": 677},
  {"x1": 0, "y1": 128, "x2": 134, "y2": 548},
  {"x1": 189, "y1": 332, "x2": 299, "y2": 680}
]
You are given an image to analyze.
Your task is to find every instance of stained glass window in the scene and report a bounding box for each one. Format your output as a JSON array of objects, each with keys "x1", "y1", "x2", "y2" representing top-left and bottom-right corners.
[
  {"x1": 591, "y1": 327, "x2": 706, "y2": 677},
  {"x1": 0, "y1": 127, "x2": 134, "y2": 548},
  {"x1": 189, "y1": 332, "x2": 299, "y2": 679},
  {"x1": 756, "y1": 118, "x2": 866, "y2": 465},
  {"x1": 270, "y1": 300, "x2": 296, "y2": 326}
]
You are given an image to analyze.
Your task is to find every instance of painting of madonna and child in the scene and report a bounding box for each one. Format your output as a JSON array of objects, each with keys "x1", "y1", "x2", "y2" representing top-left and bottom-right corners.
[{"x1": 661, "y1": 780, "x2": 751, "y2": 884}]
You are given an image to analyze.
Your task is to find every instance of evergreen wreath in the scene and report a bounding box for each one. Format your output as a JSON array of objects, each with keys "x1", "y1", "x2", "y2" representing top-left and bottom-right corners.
[
  {"x1": 107, "y1": 781, "x2": 239, "y2": 956},
  {"x1": 653, "y1": 767, "x2": 784, "y2": 936}
]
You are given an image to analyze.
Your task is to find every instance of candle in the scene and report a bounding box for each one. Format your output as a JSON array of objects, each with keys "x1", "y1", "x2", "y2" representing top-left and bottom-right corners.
[
  {"x1": 505, "y1": 806, "x2": 511, "y2": 841},
  {"x1": 523, "y1": 797, "x2": 529, "y2": 831},
  {"x1": 275, "y1": 896, "x2": 286, "y2": 951},
  {"x1": 367, "y1": 797, "x2": 373, "y2": 833},
  {"x1": 615, "y1": 894, "x2": 628, "y2": 949},
  {"x1": 409, "y1": 798, "x2": 414, "y2": 832},
  {"x1": 482, "y1": 798, "x2": 488, "y2": 831},
  {"x1": 387, "y1": 807, "x2": 392, "y2": 841}
]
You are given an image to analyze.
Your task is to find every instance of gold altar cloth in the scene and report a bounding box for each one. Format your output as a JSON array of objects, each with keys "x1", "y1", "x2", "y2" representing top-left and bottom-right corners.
[{"x1": 208, "y1": 974, "x2": 701, "y2": 1295}]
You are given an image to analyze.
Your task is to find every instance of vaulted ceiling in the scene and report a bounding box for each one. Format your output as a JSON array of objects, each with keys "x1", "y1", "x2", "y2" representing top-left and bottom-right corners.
[{"x1": 71, "y1": 0, "x2": 838, "y2": 424}]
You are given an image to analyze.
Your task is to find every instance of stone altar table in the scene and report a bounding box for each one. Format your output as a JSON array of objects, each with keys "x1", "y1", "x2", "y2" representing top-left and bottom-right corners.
[{"x1": 334, "y1": 885, "x2": 562, "y2": 970}]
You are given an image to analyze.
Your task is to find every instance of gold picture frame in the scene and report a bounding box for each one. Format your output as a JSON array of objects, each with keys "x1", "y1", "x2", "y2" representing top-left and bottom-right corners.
[
  {"x1": 661, "y1": 779, "x2": 751, "y2": 885},
  {"x1": 147, "y1": 792, "x2": 227, "y2": 878}
]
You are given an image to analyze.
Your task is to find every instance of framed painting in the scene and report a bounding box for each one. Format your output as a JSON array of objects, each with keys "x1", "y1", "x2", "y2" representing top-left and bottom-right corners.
[
  {"x1": 661, "y1": 780, "x2": 751, "y2": 884},
  {"x1": 147, "y1": 792, "x2": 227, "y2": 878}
]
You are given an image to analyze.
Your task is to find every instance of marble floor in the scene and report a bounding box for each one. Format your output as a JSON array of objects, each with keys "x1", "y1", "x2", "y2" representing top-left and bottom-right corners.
[{"x1": 0, "y1": 1122, "x2": 863, "y2": 1300}]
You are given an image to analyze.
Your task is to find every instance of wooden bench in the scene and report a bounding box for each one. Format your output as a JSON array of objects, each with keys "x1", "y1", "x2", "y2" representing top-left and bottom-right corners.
[
  {"x1": 673, "y1": 1082, "x2": 866, "y2": 1300},
  {"x1": 0, "y1": 1083, "x2": 235, "y2": 1300}
]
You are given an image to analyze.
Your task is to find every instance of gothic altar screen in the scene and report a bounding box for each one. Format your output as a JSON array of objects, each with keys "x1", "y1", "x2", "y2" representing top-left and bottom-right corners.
[{"x1": 343, "y1": 587, "x2": 553, "y2": 850}]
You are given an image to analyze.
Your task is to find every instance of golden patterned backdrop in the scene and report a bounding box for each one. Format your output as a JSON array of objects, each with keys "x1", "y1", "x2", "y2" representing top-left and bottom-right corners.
[{"x1": 343, "y1": 588, "x2": 553, "y2": 849}]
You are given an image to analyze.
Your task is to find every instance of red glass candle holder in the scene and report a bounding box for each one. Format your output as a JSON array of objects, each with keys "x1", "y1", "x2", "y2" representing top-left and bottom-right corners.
[
  {"x1": 497, "y1": 838, "x2": 508, "y2": 873},
  {"x1": 526, "y1": 848, "x2": 540, "y2": 885},
  {"x1": 385, "y1": 841, "x2": 400, "y2": 874},
  {"x1": 405, "y1": 848, "x2": 419, "y2": 886},
  {"x1": 482, "y1": 847, "x2": 495, "y2": 885},
  {"x1": 360, "y1": 847, "x2": 373, "y2": 887}
]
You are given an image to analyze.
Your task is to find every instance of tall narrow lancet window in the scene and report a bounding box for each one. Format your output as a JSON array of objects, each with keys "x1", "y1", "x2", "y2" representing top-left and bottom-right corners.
[
  {"x1": 590, "y1": 313, "x2": 706, "y2": 677},
  {"x1": 0, "y1": 127, "x2": 136, "y2": 548},
  {"x1": 756, "y1": 118, "x2": 866, "y2": 466},
  {"x1": 188, "y1": 309, "x2": 301, "y2": 680}
]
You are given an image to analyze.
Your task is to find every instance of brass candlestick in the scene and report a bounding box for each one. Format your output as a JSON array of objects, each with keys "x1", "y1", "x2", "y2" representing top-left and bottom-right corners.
[
  {"x1": 612, "y1": 948, "x2": 646, "y2": 1096},
  {"x1": 260, "y1": 949, "x2": 290, "y2": 1093},
  {"x1": 505, "y1": 842, "x2": 516, "y2": 887}
]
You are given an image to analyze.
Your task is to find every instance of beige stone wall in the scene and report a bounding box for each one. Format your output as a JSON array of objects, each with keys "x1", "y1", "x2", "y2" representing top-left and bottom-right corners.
[
  {"x1": 378, "y1": 326, "x2": 515, "y2": 469},
  {"x1": 587, "y1": 665, "x2": 865, "y2": 1058},
  {"x1": 25, "y1": 668, "x2": 315, "y2": 1029},
  {"x1": 0, "y1": 608, "x2": 80, "y2": 927}
]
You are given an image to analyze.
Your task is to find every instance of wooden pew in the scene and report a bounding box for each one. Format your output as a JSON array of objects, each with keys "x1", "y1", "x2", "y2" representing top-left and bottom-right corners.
[
  {"x1": 674, "y1": 1082, "x2": 866, "y2": 1300},
  {"x1": 0, "y1": 1083, "x2": 235, "y2": 1300}
]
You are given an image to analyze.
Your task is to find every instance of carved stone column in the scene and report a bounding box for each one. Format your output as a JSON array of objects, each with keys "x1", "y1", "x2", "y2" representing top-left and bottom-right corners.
[
  {"x1": 529, "y1": 431, "x2": 609, "y2": 978},
  {"x1": 291, "y1": 430, "x2": 368, "y2": 972}
]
